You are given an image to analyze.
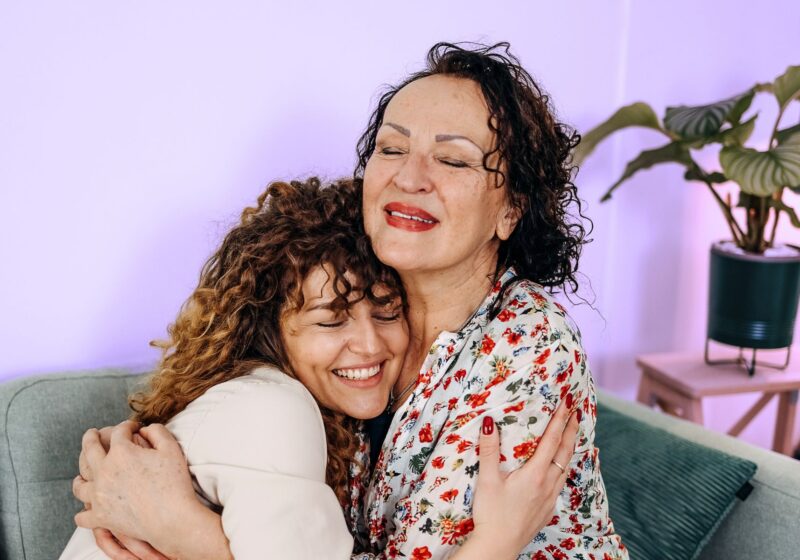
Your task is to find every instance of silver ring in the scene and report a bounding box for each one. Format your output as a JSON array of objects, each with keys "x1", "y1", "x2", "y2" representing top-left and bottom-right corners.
[{"x1": 551, "y1": 460, "x2": 566, "y2": 473}]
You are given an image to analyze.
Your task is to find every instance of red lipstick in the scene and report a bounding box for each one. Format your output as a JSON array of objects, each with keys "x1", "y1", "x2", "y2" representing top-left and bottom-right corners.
[{"x1": 384, "y1": 202, "x2": 438, "y2": 232}]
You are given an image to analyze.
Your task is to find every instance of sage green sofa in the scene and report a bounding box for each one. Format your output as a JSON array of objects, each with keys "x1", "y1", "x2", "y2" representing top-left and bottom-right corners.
[{"x1": 1, "y1": 368, "x2": 799, "y2": 560}]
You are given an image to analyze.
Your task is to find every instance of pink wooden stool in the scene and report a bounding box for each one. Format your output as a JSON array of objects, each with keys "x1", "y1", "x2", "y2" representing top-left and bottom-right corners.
[{"x1": 636, "y1": 352, "x2": 800, "y2": 455}]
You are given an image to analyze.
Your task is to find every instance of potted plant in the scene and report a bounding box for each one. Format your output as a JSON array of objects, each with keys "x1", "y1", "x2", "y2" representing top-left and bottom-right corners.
[{"x1": 574, "y1": 65, "x2": 800, "y2": 374}]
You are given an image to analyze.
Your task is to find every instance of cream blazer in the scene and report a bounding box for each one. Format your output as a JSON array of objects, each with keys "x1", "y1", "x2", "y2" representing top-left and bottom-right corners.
[{"x1": 60, "y1": 367, "x2": 354, "y2": 559}]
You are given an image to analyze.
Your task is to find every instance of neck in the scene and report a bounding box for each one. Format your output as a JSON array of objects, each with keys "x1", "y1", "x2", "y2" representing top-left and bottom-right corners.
[{"x1": 392, "y1": 249, "x2": 499, "y2": 400}]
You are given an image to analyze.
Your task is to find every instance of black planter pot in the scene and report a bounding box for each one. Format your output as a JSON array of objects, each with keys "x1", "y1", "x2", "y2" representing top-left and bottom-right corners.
[{"x1": 707, "y1": 241, "x2": 800, "y2": 349}]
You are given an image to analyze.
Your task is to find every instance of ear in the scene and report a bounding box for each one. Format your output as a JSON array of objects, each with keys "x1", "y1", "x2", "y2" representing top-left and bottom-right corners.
[{"x1": 496, "y1": 200, "x2": 523, "y2": 241}]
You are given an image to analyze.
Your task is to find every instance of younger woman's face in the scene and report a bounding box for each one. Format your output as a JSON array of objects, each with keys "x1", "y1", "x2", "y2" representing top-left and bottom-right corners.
[{"x1": 281, "y1": 266, "x2": 408, "y2": 419}]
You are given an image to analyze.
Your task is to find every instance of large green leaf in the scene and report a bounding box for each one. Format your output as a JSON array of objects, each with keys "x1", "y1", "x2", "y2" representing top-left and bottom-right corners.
[
  {"x1": 773, "y1": 65, "x2": 800, "y2": 111},
  {"x1": 664, "y1": 91, "x2": 754, "y2": 140},
  {"x1": 720, "y1": 133, "x2": 800, "y2": 196},
  {"x1": 600, "y1": 141, "x2": 693, "y2": 201},
  {"x1": 770, "y1": 198, "x2": 800, "y2": 228},
  {"x1": 687, "y1": 115, "x2": 757, "y2": 149},
  {"x1": 776, "y1": 123, "x2": 800, "y2": 145},
  {"x1": 574, "y1": 102, "x2": 666, "y2": 165}
]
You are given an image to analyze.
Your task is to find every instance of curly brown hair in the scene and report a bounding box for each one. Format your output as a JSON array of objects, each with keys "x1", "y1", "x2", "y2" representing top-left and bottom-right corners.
[
  {"x1": 129, "y1": 177, "x2": 403, "y2": 504},
  {"x1": 355, "y1": 41, "x2": 590, "y2": 305}
]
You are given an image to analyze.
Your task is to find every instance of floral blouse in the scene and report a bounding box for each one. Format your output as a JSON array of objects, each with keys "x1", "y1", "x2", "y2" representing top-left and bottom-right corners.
[{"x1": 355, "y1": 268, "x2": 628, "y2": 560}]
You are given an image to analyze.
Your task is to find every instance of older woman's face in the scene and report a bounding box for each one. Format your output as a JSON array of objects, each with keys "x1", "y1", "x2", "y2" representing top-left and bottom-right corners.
[{"x1": 362, "y1": 75, "x2": 518, "y2": 277}]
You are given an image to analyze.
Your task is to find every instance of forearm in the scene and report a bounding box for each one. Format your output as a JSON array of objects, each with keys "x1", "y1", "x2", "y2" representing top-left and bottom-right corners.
[{"x1": 153, "y1": 500, "x2": 232, "y2": 560}]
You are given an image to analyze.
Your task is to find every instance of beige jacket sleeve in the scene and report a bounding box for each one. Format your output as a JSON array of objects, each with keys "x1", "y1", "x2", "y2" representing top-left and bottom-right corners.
[
  {"x1": 60, "y1": 369, "x2": 354, "y2": 560},
  {"x1": 173, "y1": 371, "x2": 354, "y2": 559}
]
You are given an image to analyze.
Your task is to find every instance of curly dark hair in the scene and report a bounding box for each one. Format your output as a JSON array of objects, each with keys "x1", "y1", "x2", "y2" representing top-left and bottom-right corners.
[
  {"x1": 130, "y1": 177, "x2": 403, "y2": 505},
  {"x1": 355, "y1": 41, "x2": 589, "y2": 298}
]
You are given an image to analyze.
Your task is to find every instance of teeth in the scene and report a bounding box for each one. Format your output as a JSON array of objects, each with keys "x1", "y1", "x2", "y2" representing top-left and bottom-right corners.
[
  {"x1": 333, "y1": 365, "x2": 381, "y2": 380},
  {"x1": 388, "y1": 210, "x2": 435, "y2": 224}
]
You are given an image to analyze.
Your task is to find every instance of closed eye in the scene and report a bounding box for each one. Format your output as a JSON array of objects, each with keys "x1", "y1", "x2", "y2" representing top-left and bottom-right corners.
[
  {"x1": 438, "y1": 157, "x2": 469, "y2": 168},
  {"x1": 379, "y1": 147, "x2": 406, "y2": 156},
  {"x1": 317, "y1": 320, "x2": 345, "y2": 328},
  {"x1": 374, "y1": 313, "x2": 401, "y2": 322}
]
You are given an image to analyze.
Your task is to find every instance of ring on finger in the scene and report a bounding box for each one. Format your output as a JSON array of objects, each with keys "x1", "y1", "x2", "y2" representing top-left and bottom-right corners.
[{"x1": 551, "y1": 459, "x2": 566, "y2": 473}]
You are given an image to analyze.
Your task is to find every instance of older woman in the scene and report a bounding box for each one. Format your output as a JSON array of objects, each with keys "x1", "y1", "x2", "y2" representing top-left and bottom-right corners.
[{"x1": 75, "y1": 42, "x2": 627, "y2": 559}]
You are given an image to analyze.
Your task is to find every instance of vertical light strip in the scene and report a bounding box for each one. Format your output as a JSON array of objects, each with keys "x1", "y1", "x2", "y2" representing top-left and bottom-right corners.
[{"x1": 598, "y1": 0, "x2": 632, "y2": 386}]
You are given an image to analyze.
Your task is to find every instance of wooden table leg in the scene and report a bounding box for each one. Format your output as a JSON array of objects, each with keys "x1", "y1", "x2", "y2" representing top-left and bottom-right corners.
[
  {"x1": 773, "y1": 390, "x2": 798, "y2": 455},
  {"x1": 637, "y1": 372, "x2": 655, "y2": 406},
  {"x1": 686, "y1": 398, "x2": 704, "y2": 424}
]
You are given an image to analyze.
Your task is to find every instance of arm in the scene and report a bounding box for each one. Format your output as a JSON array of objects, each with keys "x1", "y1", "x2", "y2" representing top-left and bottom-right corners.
[
  {"x1": 76, "y1": 378, "x2": 353, "y2": 559},
  {"x1": 75, "y1": 422, "x2": 234, "y2": 560}
]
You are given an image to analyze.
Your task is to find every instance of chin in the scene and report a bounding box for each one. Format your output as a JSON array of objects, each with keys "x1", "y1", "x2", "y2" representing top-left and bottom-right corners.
[
  {"x1": 374, "y1": 244, "x2": 430, "y2": 274},
  {"x1": 345, "y1": 402, "x2": 387, "y2": 420}
]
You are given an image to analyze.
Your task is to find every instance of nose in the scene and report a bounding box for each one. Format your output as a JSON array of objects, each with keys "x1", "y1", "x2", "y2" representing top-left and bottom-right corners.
[
  {"x1": 348, "y1": 317, "x2": 387, "y2": 358},
  {"x1": 392, "y1": 152, "x2": 433, "y2": 194}
]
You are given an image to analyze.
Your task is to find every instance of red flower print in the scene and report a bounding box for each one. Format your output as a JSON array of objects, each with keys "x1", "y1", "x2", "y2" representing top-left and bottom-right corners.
[
  {"x1": 431, "y1": 456, "x2": 445, "y2": 469},
  {"x1": 497, "y1": 309, "x2": 517, "y2": 322},
  {"x1": 547, "y1": 514, "x2": 560, "y2": 526},
  {"x1": 513, "y1": 439, "x2": 536, "y2": 460},
  {"x1": 569, "y1": 487, "x2": 582, "y2": 509},
  {"x1": 504, "y1": 401, "x2": 524, "y2": 413},
  {"x1": 532, "y1": 552, "x2": 548, "y2": 560},
  {"x1": 419, "y1": 423, "x2": 433, "y2": 443},
  {"x1": 560, "y1": 537, "x2": 576, "y2": 550},
  {"x1": 411, "y1": 547, "x2": 432, "y2": 560},
  {"x1": 534, "y1": 347, "x2": 551, "y2": 365},
  {"x1": 443, "y1": 376, "x2": 452, "y2": 390},
  {"x1": 466, "y1": 390, "x2": 490, "y2": 408},
  {"x1": 574, "y1": 349, "x2": 581, "y2": 364},
  {"x1": 502, "y1": 327, "x2": 522, "y2": 346},
  {"x1": 556, "y1": 362, "x2": 573, "y2": 385},
  {"x1": 445, "y1": 433, "x2": 461, "y2": 445},
  {"x1": 480, "y1": 334, "x2": 495, "y2": 355},
  {"x1": 545, "y1": 544, "x2": 568, "y2": 560},
  {"x1": 454, "y1": 517, "x2": 474, "y2": 538},
  {"x1": 457, "y1": 440, "x2": 473, "y2": 453},
  {"x1": 448, "y1": 397, "x2": 458, "y2": 411},
  {"x1": 440, "y1": 488, "x2": 459, "y2": 503},
  {"x1": 564, "y1": 391, "x2": 574, "y2": 411},
  {"x1": 454, "y1": 368, "x2": 467, "y2": 383}
]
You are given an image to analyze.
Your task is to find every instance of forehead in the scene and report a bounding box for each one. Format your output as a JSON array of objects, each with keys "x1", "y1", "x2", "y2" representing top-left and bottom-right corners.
[{"x1": 384, "y1": 75, "x2": 492, "y2": 141}]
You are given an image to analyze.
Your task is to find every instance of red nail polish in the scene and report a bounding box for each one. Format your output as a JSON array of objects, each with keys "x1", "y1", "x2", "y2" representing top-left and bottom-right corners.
[{"x1": 482, "y1": 416, "x2": 494, "y2": 435}]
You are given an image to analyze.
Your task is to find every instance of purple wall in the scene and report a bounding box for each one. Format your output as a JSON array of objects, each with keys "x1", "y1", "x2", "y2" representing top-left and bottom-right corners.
[{"x1": 2, "y1": 1, "x2": 799, "y2": 450}]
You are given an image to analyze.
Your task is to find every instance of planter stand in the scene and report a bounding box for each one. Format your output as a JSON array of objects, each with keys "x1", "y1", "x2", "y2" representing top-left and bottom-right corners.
[{"x1": 704, "y1": 338, "x2": 792, "y2": 377}]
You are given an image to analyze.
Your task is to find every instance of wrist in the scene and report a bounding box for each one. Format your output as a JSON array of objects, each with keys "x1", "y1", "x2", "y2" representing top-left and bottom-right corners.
[
  {"x1": 155, "y1": 498, "x2": 230, "y2": 560},
  {"x1": 457, "y1": 528, "x2": 520, "y2": 560}
]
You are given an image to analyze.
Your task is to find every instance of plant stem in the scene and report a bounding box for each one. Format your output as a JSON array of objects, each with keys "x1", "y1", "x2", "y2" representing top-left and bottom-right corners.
[
  {"x1": 768, "y1": 186, "x2": 785, "y2": 246},
  {"x1": 703, "y1": 179, "x2": 744, "y2": 245},
  {"x1": 766, "y1": 104, "x2": 788, "y2": 247}
]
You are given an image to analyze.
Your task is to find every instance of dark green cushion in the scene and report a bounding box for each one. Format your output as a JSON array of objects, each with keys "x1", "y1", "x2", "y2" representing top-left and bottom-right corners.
[{"x1": 595, "y1": 402, "x2": 757, "y2": 560}]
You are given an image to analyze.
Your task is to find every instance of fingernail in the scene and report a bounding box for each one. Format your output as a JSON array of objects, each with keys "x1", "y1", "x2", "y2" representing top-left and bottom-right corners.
[
  {"x1": 576, "y1": 408, "x2": 583, "y2": 422},
  {"x1": 482, "y1": 416, "x2": 494, "y2": 435}
]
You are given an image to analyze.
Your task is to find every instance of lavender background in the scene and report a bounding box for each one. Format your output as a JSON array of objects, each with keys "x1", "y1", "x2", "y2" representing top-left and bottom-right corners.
[{"x1": 2, "y1": 1, "x2": 800, "y2": 451}]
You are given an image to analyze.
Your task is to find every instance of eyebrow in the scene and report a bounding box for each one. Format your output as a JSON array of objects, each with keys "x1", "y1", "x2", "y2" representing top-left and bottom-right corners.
[{"x1": 383, "y1": 122, "x2": 410, "y2": 136}]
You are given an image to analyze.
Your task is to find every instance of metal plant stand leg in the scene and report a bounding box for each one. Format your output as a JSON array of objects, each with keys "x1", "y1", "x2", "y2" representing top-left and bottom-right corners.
[{"x1": 704, "y1": 339, "x2": 792, "y2": 377}]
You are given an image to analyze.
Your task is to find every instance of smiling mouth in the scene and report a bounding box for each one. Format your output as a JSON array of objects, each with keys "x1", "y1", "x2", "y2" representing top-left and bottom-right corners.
[
  {"x1": 386, "y1": 210, "x2": 436, "y2": 225},
  {"x1": 332, "y1": 364, "x2": 382, "y2": 380}
]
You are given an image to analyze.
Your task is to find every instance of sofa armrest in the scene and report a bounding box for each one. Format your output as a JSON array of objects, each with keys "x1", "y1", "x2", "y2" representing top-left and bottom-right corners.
[{"x1": 0, "y1": 369, "x2": 146, "y2": 560}]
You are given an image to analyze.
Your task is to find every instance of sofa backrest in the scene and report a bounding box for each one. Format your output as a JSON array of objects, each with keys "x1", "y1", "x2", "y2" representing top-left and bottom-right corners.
[{"x1": 0, "y1": 370, "x2": 144, "y2": 560}]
